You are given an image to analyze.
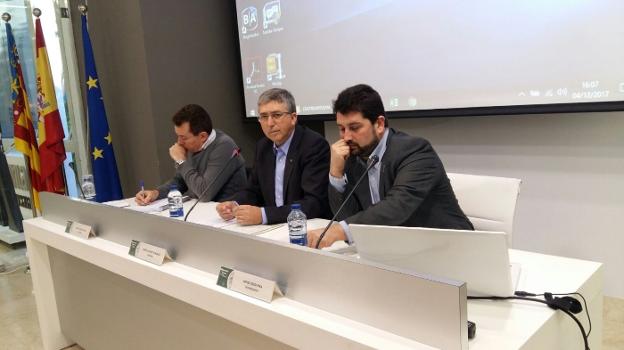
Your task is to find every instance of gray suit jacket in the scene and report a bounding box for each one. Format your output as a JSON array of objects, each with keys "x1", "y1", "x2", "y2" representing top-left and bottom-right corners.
[
  {"x1": 157, "y1": 129, "x2": 246, "y2": 202},
  {"x1": 329, "y1": 128, "x2": 473, "y2": 230}
]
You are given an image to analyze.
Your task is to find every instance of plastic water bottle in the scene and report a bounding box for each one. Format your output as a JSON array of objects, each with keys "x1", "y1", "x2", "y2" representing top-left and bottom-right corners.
[
  {"x1": 81, "y1": 174, "x2": 96, "y2": 201},
  {"x1": 287, "y1": 203, "x2": 307, "y2": 246},
  {"x1": 168, "y1": 184, "x2": 184, "y2": 218}
]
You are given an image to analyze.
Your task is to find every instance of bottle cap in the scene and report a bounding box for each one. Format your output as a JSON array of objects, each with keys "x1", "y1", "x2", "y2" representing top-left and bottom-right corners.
[{"x1": 291, "y1": 203, "x2": 301, "y2": 210}]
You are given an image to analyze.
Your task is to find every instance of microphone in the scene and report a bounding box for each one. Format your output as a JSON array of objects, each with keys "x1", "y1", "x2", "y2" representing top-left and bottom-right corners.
[
  {"x1": 184, "y1": 147, "x2": 241, "y2": 222},
  {"x1": 315, "y1": 155, "x2": 379, "y2": 249}
]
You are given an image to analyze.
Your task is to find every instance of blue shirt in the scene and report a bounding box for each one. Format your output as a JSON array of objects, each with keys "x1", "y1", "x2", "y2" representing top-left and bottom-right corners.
[
  {"x1": 329, "y1": 128, "x2": 390, "y2": 243},
  {"x1": 261, "y1": 130, "x2": 295, "y2": 224}
]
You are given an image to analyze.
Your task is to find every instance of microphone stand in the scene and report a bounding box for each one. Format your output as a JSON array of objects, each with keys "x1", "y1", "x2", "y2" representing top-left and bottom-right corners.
[
  {"x1": 184, "y1": 148, "x2": 241, "y2": 222},
  {"x1": 315, "y1": 155, "x2": 379, "y2": 249}
]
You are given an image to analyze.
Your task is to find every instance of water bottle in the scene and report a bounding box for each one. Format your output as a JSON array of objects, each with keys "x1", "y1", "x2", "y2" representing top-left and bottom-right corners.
[
  {"x1": 168, "y1": 184, "x2": 184, "y2": 217},
  {"x1": 81, "y1": 174, "x2": 96, "y2": 201},
  {"x1": 287, "y1": 203, "x2": 307, "y2": 246}
]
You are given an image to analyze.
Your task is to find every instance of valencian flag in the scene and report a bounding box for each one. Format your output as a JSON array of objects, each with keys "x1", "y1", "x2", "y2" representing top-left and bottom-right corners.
[
  {"x1": 34, "y1": 14, "x2": 66, "y2": 194},
  {"x1": 6, "y1": 20, "x2": 43, "y2": 213},
  {"x1": 81, "y1": 13, "x2": 122, "y2": 201}
]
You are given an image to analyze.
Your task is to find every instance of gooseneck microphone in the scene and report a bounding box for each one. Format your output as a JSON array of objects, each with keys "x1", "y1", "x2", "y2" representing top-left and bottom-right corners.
[
  {"x1": 184, "y1": 148, "x2": 241, "y2": 222},
  {"x1": 315, "y1": 155, "x2": 379, "y2": 249}
]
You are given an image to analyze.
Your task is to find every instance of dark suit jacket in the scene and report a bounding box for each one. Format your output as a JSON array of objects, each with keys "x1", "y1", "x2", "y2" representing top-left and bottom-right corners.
[
  {"x1": 230, "y1": 125, "x2": 331, "y2": 224},
  {"x1": 329, "y1": 128, "x2": 473, "y2": 230}
]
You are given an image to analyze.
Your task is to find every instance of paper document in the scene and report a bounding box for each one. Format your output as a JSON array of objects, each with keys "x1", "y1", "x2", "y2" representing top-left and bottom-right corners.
[
  {"x1": 104, "y1": 199, "x2": 131, "y2": 208},
  {"x1": 190, "y1": 215, "x2": 237, "y2": 228},
  {"x1": 220, "y1": 222, "x2": 284, "y2": 235},
  {"x1": 126, "y1": 198, "x2": 169, "y2": 213}
]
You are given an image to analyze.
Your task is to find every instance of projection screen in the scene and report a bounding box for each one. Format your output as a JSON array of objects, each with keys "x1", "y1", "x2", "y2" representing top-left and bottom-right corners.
[{"x1": 235, "y1": 0, "x2": 624, "y2": 118}]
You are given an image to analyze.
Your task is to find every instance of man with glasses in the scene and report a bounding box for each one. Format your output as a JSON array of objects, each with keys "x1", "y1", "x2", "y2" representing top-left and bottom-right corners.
[
  {"x1": 216, "y1": 88, "x2": 331, "y2": 225},
  {"x1": 135, "y1": 104, "x2": 246, "y2": 204}
]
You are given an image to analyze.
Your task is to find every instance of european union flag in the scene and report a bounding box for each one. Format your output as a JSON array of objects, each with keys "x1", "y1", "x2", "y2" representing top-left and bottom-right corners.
[{"x1": 81, "y1": 14, "x2": 123, "y2": 202}]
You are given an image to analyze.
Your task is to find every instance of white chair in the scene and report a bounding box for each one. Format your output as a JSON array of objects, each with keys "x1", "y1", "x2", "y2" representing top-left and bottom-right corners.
[{"x1": 447, "y1": 173, "x2": 521, "y2": 246}]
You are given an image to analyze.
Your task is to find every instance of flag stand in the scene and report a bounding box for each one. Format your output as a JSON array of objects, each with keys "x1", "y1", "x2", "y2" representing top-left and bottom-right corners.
[{"x1": 24, "y1": 157, "x2": 38, "y2": 218}]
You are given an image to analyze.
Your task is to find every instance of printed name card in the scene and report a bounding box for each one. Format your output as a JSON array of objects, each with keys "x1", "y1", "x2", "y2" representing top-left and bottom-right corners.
[
  {"x1": 217, "y1": 266, "x2": 283, "y2": 303},
  {"x1": 65, "y1": 221, "x2": 95, "y2": 239},
  {"x1": 128, "y1": 240, "x2": 172, "y2": 265}
]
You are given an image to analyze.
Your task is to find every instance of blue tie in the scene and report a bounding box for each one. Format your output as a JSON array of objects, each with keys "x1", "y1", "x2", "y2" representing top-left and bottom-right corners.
[{"x1": 274, "y1": 148, "x2": 286, "y2": 207}]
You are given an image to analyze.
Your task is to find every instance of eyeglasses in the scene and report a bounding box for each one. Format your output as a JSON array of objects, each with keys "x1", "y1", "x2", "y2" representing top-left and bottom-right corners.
[{"x1": 258, "y1": 111, "x2": 292, "y2": 122}]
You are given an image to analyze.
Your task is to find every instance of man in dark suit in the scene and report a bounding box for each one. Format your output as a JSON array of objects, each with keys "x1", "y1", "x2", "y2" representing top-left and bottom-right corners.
[
  {"x1": 308, "y1": 84, "x2": 473, "y2": 248},
  {"x1": 216, "y1": 88, "x2": 330, "y2": 225}
]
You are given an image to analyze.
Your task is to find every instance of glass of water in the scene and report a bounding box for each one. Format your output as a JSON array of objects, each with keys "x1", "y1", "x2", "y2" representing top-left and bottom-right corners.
[{"x1": 81, "y1": 174, "x2": 96, "y2": 201}]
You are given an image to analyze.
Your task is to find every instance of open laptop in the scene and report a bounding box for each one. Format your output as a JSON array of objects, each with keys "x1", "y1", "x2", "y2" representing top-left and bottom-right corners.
[{"x1": 350, "y1": 224, "x2": 521, "y2": 296}]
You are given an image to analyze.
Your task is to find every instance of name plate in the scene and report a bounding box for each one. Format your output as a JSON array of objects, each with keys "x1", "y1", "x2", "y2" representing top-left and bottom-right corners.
[
  {"x1": 217, "y1": 266, "x2": 283, "y2": 303},
  {"x1": 65, "y1": 221, "x2": 95, "y2": 239},
  {"x1": 128, "y1": 240, "x2": 172, "y2": 265}
]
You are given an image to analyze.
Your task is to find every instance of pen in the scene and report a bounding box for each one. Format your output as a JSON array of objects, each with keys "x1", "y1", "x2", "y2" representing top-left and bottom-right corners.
[{"x1": 139, "y1": 180, "x2": 145, "y2": 198}]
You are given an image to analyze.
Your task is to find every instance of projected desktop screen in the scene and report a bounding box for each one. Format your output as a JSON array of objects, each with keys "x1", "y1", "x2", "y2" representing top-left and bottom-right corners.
[{"x1": 235, "y1": 0, "x2": 624, "y2": 118}]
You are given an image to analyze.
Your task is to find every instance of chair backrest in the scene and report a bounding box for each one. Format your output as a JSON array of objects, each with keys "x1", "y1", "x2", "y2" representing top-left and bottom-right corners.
[{"x1": 447, "y1": 173, "x2": 521, "y2": 245}]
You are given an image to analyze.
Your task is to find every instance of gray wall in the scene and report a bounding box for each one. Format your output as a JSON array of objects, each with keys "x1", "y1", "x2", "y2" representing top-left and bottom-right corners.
[
  {"x1": 70, "y1": 0, "x2": 262, "y2": 195},
  {"x1": 326, "y1": 113, "x2": 624, "y2": 298}
]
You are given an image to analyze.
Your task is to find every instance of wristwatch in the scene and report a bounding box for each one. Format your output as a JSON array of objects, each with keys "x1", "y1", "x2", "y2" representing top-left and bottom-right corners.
[{"x1": 174, "y1": 159, "x2": 185, "y2": 168}]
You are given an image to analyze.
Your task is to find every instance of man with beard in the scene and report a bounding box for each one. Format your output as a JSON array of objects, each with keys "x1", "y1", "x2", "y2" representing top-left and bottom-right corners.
[{"x1": 307, "y1": 84, "x2": 473, "y2": 248}]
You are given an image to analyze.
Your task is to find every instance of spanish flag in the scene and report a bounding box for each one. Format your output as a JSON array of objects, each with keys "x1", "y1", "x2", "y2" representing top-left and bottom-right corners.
[
  {"x1": 5, "y1": 21, "x2": 43, "y2": 213},
  {"x1": 34, "y1": 16, "x2": 66, "y2": 194}
]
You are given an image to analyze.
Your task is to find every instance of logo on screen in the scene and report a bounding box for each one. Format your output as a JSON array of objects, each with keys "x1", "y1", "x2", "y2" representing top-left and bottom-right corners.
[
  {"x1": 244, "y1": 57, "x2": 263, "y2": 85},
  {"x1": 241, "y1": 6, "x2": 259, "y2": 34},
  {"x1": 266, "y1": 53, "x2": 284, "y2": 81},
  {"x1": 263, "y1": 0, "x2": 281, "y2": 29}
]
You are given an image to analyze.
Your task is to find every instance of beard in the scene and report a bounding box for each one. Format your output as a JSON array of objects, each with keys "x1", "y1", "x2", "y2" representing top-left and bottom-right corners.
[{"x1": 347, "y1": 133, "x2": 380, "y2": 158}]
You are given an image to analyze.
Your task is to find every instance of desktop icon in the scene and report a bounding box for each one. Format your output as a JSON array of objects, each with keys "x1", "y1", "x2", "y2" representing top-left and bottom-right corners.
[
  {"x1": 244, "y1": 57, "x2": 263, "y2": 85},
  {"x1": 389, "y1": 97, "x2": 399, "y2": 108},
  {"x1": 266, "y1": 53, "x2": 284, "y2": 81},
  {"x1": 263, "y1": 0, "x2": 281, "y2": 29},
  {"x1": 241, "y1": 7, "x2": 259, "y2": 34}
]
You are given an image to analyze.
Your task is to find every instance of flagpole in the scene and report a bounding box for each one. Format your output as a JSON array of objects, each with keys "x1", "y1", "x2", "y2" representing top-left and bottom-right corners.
[
  {"x1": 78, "y1": 4, "x2": 124, "y2": 202},
  {"x1": 30, "y1": 7, "x2": 69, "y2": 198}
]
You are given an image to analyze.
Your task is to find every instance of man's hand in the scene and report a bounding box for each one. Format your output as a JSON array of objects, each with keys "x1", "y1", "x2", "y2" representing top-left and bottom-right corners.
[
  {"x1": 216, "y1": 201, "x2": 237, "y2": 220},
  {"x1": 135, "y1": 189, "x2": 159, "y2": 205},
  {"x1": 307, "y1": 223, "x2": 346, "y2": 249},
  {"x1": 169, "y1": 143, "x2": 187, "y2": 162},
  {"x1": 330, "y1": 139, "x2": 350, "y2": 178},
  {"x1": 234, "y1": 205, "x2": 262, "y2": 225}
]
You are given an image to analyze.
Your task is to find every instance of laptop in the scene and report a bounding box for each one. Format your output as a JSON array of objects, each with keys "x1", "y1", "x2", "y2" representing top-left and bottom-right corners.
[{"x1": 350, "y1": 224, "x2": 521, "y2": 296}]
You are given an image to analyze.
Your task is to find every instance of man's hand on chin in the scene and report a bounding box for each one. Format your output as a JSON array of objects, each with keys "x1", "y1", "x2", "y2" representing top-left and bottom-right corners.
[
  {"x1": 169, "y1": 143, "x2": 187, "y2": 162},
  {"x1": 307, "y1": 223, "x2": 346, "y2": 249}
]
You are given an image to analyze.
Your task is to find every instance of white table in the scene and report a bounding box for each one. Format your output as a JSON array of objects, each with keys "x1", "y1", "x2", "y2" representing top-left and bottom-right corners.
[{"x1": 25, "y1": 199, "x2": 602, "y2": 350}]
